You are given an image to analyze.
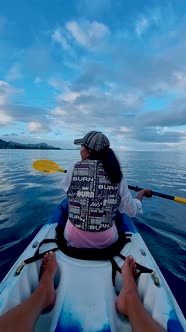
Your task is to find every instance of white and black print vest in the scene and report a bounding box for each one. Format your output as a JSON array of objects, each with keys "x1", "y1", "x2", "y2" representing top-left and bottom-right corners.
[{"x1": 67, "y1": 160, "x2": 121, "y2": 232}]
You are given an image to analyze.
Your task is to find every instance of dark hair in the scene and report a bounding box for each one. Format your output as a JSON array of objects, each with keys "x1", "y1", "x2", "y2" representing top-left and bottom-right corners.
[{"x1": 86, "y1": 146, "x2": 123, "y2": 184}]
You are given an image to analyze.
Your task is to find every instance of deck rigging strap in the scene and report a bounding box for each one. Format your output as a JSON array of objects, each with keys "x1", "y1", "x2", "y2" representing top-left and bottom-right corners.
[
  {"x1": 110, "y1": 253, "x2": 153, "y2": 287},
  {"x1": 15, "y1": 226, "x2": 131, "y2": 275},
  {"x1": 15, "y1": 227, "x2": 153, "y2": 287}
]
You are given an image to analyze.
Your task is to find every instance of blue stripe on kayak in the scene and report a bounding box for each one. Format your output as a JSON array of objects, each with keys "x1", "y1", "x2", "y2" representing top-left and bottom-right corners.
[
  {"x1": 47, "y1": 198, "x2": 68, "y2": 225},
  {"x1": 115, "y1": 211, "x2": 137, "y2": 234},
  {"x1": 122, "y1": 215, "x2": 137, "y2": 233},
  {"x1": 167, "y1": 310, "x2": 184, "y2": 332}
]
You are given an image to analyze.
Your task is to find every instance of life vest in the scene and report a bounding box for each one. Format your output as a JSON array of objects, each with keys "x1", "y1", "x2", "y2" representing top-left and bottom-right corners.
[{"x1": 67, "y1": 160, "x2": 121, "y2": 232}]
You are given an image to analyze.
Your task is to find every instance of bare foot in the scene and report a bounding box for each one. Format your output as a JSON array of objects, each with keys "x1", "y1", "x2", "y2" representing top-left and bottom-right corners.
[
  {"x1": 116, "y1": 256, "x2": 138, "y2": 316},
  {"x1": 38, "y1": 251, "x2": 57, "y2": 309}
]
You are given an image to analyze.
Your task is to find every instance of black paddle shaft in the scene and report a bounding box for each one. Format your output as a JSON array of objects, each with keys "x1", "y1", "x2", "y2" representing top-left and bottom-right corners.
[{"x1": 128, "y1": 185, "x2": 174, "y2": 201}]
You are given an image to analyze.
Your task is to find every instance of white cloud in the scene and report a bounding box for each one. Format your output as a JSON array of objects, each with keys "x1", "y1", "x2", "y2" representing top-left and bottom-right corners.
[
  {"x1": 0, "y1": 80, "x2": 22, "y2": 104},
  {"x1": 48, "y1": 78, "x2": 67, "y2": 90},
  {"x1": 34, "y1": 77, "x2": 42, "y2": 85},
  {"x1": 28, "y1": 121, "x2": 51, "y2": 133},
  {"x1": 66, "y1": 21, "x2": 87, "y2": 46},
  {"x1": 58, "y1": 91, "x2": 80, "y2": 102},
  {"x1": 6, "y1": 63, "x2": 23, "y2": 81},
  {"x1": 0, "y1": 110, "x2": 13, "y2": 124},
  {"x1": 173, "y1": 71, "x2": 186, "y2": 92},
  {"x1": 66, "y1": 20, "x2": 110, "y2": 49},
  {"x1": 122, "y1": 93, "x2": 142, "y2": 108},
  {"x1": 49, "y1": 77, "x2": 80, "y2": 102},
  {"x1": 119, "y1": 126, "x2": 132, "y2": 134},
  {"x1": 52, "y1": 28, "x2": 70, "y2": 49},
  {"x1": 135, "y1": 16, "x2": 149, "y2": 37},
  {"x1": 0, "y1": 93, "x2": 6, "y2": 105},
  {"x1": 52, "y1": 106, "x2": 68, "y2": 116}
]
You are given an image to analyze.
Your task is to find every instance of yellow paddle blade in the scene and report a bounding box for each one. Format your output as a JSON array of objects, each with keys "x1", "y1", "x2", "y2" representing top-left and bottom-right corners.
[{"x1": 32, "y1": 160, "x2": 66, "y2": 174}]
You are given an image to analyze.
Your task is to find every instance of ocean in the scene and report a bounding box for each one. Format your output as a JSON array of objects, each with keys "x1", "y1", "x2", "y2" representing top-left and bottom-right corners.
[{"x1": 0, "y1": 149, "x2": 185, "y2": 317}]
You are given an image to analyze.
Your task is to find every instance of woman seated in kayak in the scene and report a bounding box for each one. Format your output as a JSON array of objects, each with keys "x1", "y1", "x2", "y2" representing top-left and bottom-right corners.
[{"x1": 62, "y1": 131, "x2": 152, "y2": 248}]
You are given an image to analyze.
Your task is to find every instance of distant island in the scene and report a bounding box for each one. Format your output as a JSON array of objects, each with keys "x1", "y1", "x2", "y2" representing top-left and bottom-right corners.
[{"x1": 0, "y1": 139, "x2": 62, "y2": 150}]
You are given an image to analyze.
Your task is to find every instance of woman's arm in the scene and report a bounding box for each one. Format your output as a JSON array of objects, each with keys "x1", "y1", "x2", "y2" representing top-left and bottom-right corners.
[
  {"x1": 61, "y1": 165, "x2": 74, "y2": 193},
  {"x1": 118, "y1": 178, "x2": 152, "y2": 218}
]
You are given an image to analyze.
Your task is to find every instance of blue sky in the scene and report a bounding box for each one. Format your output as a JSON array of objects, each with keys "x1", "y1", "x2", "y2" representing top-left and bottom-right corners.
[{"x1": 0, "y1": 0, "x2": 186, "y2": 150}]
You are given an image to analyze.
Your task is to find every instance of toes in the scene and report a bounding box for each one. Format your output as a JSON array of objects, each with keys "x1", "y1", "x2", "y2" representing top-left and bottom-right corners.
[
  {"x1": 42, "y1": 252, "x2": 49, "y2": 267},
  {"x1": 128, "y1": 255, "x2": 135, "y2": 265},
  {"x1": 42, "y1": 251, "x2": 56, "y2": 268},
  {"x1": 121, "y1": 256, "x2": 136, "y2": 275},
  {"x1": 48, "y1": 251, "x2": 54, "y2": 261}
]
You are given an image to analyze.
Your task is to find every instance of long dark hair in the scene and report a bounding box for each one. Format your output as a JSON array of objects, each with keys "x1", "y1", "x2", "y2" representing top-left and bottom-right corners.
[{"x1": 86, "y1": 146, "x2": 123, "y2": 184}]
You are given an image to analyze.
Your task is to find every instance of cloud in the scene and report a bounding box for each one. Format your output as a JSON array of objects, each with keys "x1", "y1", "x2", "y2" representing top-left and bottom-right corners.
[
  {"x1": 28, "y1": 121, "x2": 51, "y2": 133},
  {"x1": 6, "y1": 63, "x2": 23, "y2": 81},
  {"x1": 66, "y1": 20, "x2": 110, "y2": 49},
  {"x1": 58, "y1": 91, "x2": 80, "y2": 102},
  {"x1": 135, "y1": 16, "x2": 149, "y2": 37},
  {"x1": 70, "y1": 40, "x2": 186, "y2": 99},
  {"x1": 173, "y1": 71, "x2": 186, "y2": 92},
  {"x1": 0, "y1": 80, "x2": 51, "y2": 131},
  {"x1": 50, "y1": 86, "x2": 143, "y2": 133},
  {"x1": 34, "y1": 77, "x2": 42, "y2": 85},
  {"x1": 51, "y1": 20, "x2": 110, "y2": 52},
  {"x1": 52, "y1": 28, "x2": 70, "y2": 50},
  {"x1": 0, "y1": 80, "x2": 22, "y2": 105},
  {"x1": 48, "y1": 78, "x2": 68, "y2": 90},
  {"x1": 135, "y1": 127, "x2": 186, "y2": 143},
  {"x1": 0, "y1": 110, "x2": 13, "y2": 125},
  {"x1": 2, "y1": 132, "x2": 19, "y2": 137},
  {"x1": 4, "y1": 104, "x2": 51, "y2": 123},
  {"x1": 48, "y1": 77, "x2": 80, "y2": 102},
  {"x1": 136, "y1": 99, "x2": 186, "y2": 127},
  {"x1": 0, "y1": 97, "x2": 52, "y2": 135}
]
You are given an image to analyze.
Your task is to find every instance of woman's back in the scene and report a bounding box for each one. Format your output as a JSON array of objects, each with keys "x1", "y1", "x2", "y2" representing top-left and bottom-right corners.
[{"x1": 67, "y1": 159, "x2": 121, "y2": 232}]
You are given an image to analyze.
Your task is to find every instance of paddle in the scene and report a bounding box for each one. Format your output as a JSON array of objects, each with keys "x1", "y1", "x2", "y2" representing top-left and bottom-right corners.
[
  {"x1": 32, "y1": 160, "x2": 67, "y2": 174},
  {"x1": 32, "y1": 159, "x2": 186, "y2": 205}
]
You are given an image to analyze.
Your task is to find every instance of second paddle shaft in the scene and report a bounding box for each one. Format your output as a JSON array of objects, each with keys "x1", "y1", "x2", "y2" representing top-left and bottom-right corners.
[{"x1": 129, "y1": 185, "x2": 174, "y2": 201}]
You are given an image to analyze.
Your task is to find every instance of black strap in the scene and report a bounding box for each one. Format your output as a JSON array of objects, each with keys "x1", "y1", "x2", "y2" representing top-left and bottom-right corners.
[
  {"x1": 110, "y1": 253, "x2": 153, "y2": 287},
  {"x1": 24, "y1": 247, "x2": 58, "y2": 265},
  {"x1": 118, "y1": 253, "x2": 153, "y2": 274},
  {"x1": 110, "y1": 257, "x2": 121, "y2": 286},
  {"x1": 56, "y1": 226, "x2": 131, "y2": 261},
  {"x1": 34, "y1": 239, "x2": 58, "y2": 257}
]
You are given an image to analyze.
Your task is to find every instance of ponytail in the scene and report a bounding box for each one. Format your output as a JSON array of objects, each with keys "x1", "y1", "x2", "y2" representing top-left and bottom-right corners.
[{"x1": 87, "y1": 147, "x2": 123, "y2": 184}]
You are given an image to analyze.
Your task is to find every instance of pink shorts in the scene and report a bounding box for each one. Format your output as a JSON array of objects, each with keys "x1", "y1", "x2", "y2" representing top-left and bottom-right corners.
[{"x1": 64, "y1": 219, "x2": 118, "y2": 249}]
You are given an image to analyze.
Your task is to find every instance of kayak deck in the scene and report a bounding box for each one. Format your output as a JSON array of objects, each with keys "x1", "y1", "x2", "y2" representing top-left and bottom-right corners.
[{"x1": 0, "y1": 199, "x2": 185, "y2": 332}]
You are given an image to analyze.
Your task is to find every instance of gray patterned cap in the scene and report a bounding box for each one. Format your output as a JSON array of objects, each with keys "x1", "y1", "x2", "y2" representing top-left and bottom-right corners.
[{"x1": 74, "y1": 131, "x2": 110, "y2": 151}]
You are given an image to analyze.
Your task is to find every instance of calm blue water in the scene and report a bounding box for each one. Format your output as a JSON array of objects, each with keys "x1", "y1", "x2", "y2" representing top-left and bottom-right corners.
[{"x1": 0, "y1": 149, "x2": 186, "y2": 317}]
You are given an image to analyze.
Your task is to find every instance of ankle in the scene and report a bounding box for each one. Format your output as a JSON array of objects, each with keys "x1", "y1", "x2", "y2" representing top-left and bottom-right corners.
[{"x1": 125, "y1": 291, "x2": 141, "y2": 317}]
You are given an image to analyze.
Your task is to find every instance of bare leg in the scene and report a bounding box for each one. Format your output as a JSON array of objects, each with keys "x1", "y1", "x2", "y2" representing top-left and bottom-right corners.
[
  {"x1": 116, "y1": 256, "x2": 166, "y2": 332},
  {"x1": 0, "y1": 251, "x2": 57, "y2": 332}
]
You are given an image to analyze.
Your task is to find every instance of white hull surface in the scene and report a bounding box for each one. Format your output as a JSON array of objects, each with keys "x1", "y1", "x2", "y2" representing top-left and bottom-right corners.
[{"x1": 0, "y1": 199, "x2": 185, "y2": 331}]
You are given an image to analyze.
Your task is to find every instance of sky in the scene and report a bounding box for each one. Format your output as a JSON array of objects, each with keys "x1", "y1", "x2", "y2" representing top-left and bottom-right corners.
[{"x1": 0, "y1": 0, "x2": 186, "y2": 151}]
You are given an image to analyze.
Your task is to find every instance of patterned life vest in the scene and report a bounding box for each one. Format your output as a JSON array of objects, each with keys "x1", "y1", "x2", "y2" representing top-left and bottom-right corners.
[{"x1": 67, "y1": 160, "x2": 121, "y2": 232}]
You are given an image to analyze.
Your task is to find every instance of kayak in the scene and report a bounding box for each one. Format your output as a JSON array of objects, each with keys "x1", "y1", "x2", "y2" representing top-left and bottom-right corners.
[{"x1": 0, "y1": 198, "x2": 185, "y2": 332}]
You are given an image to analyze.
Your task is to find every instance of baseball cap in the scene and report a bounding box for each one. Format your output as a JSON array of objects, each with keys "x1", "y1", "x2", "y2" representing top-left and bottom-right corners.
[{"x1": 74, "y1": 131, "x2": 110, "y2": 151}]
